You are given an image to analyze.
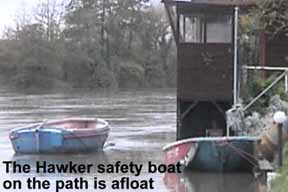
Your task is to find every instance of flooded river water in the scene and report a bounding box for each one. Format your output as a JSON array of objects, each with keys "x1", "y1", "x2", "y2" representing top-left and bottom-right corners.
[{"x1": 0, "y1": 89, "x2": 262, "y2": 191}]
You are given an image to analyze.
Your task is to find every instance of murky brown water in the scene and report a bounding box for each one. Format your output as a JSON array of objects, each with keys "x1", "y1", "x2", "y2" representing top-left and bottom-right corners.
[{"x1": 0, "y1": 89, "x2": 262, "y2": 191}]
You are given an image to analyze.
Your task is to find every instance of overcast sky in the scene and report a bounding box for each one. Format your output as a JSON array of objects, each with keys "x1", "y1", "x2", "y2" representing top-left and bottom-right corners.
[
  {"x1": 0, "y1": 0, "x2": 161, "y2": 34},
  {"x1": 0, "y1": 0, "x2": 37, "y2": 33}
]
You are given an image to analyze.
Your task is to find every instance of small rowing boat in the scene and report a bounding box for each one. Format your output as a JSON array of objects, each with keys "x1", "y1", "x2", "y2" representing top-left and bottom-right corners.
[{"x1": 9, "y1": 118, "x2": 110, "y2": 154}]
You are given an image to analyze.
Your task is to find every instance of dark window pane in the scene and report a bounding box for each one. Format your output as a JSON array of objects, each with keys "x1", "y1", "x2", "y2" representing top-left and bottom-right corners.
[{"x1": 206, "y1": 14, "x2": 232, "y2": 43}]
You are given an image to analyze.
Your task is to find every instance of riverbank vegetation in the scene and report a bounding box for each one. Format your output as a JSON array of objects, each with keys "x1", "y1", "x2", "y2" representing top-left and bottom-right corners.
[
  {"x1": 271, "y1": 144, "x2": 288, "y2": 192},
  {"x1": 240, "y1": 0, "x2": 288, "y2": 114},
  {"x1": 0, "y1": 0, "x2": 176, "y2": 91}
]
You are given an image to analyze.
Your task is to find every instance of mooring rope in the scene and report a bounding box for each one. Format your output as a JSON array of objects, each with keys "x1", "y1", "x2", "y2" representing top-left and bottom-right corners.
[{"x1": 218, "y1": 140, "x2": 259, "y2": 168}]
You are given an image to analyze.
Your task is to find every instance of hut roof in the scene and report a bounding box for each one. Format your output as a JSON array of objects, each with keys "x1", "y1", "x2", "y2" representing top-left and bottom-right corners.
[{"x1": 162, "y1": 0, "x2": 256, "y2": 6}]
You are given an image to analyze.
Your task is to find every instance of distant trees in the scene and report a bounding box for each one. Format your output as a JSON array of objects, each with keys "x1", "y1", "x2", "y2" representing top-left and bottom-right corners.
[
  {"x1": 0, "y1": 0, "x2": 67, "y2": 89},
  {"x1": 63, "y1": 0, "x2": 175, "y2": 88},
  {"x1": 0, "y1": 0, "x2": 176, "y2": 91}
]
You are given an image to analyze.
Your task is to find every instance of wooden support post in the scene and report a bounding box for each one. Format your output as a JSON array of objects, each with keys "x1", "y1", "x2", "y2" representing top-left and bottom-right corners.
[
  {"x1": 183, "y1": 16, "x2": 186, "y2": 42},
  {"x1": 211, "y1": 101, "x2": 226, "y2": 120},
  {"x1": 278, "y1": 123, "x2": 283, "y2": 167},
  {"x1": 163, "y1": 0, "x2": 179, "y2": 44},
  {"x1": 180, "y1": 101, "x2": 199, "y2": 121}
]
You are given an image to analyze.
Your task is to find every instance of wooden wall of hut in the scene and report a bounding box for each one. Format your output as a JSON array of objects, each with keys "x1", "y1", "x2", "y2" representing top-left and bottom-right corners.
[
  {"x1": 178, "y1": 43, "x2": 234, "y2": 100},
  {"x1": 260, "y1": 33, "x2": 288, "y2": 67}
]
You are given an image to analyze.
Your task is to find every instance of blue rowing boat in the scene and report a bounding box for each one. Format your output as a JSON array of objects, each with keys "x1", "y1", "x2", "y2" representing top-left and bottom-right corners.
[
  {"x1": 9, "y1": 118, "x2": 110, "y2": 154},
  {"x1": 163, "y1": 136, "x2": 260, "y2": 172}
]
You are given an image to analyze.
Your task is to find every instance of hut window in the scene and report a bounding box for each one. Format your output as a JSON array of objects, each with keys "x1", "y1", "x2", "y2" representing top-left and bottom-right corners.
[
  {"x1": 206, "y1": 14, "x2": 232, "y2": 43},
  {"x1": 180, "y1": 14, "x2": 205, "y2": 43}
]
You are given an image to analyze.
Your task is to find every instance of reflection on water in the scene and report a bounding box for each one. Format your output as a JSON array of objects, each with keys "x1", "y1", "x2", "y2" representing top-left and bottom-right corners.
[
  {"x1": 163, "y1": 172, "x2": 264, "y2": 192},
  {"x1": 0, "y1": 89, "x2": 264, "y2": 191}
]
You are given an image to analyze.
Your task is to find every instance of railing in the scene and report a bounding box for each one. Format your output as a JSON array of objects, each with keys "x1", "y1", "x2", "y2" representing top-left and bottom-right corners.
[{"x1": 243, "y1": 66, "x2": 288, "y2": 111}]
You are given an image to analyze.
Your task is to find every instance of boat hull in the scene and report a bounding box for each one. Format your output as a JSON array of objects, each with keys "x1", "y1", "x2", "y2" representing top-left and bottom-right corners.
[
  {"x1": 163, "y1": 136, "x2": 259, "y2": 172},
  {"x1": 10, "y1": 118, "x2": 110, "y2": 154}
]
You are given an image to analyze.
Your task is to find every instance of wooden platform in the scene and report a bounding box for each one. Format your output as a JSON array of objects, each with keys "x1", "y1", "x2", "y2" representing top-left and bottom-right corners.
[{"x1": 257, "y1": 159, "x2": 275, "y2": 184}]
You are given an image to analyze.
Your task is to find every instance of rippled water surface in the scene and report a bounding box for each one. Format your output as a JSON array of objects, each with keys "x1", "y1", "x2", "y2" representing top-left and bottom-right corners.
[{"x1": 0, "y1": 89, "x2": 261, "y2": 191}]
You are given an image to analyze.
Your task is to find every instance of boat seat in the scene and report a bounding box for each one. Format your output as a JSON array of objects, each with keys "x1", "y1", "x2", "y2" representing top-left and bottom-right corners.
[{"x1": 49, "y1": 121, "x2": 96, "y2": 129}]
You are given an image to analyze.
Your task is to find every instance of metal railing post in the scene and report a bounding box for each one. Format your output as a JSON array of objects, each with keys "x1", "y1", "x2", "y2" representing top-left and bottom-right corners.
[
  {"x1": 285, "y1": 73, "x2": 288, "y2": 92},
  {"x1": 233, "y1": 6, "x2": 239, "y2": 106}
]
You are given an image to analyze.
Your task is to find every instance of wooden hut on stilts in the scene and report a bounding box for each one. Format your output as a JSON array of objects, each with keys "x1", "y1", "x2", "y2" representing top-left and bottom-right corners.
[{"x1": 162, "y1": 0, "x2": 256, "y2": 140}]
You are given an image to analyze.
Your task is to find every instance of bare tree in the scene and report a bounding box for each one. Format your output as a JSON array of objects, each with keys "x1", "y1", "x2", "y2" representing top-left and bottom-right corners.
[
  {"x1": 34, "y1": 0, "x2": 67, "y2": 41},
  {"x1": 9, "y1": 2, "x2": 32, "y2": 40}
]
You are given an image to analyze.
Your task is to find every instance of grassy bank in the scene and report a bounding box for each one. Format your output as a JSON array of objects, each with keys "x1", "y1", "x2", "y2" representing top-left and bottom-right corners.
[{"x1": 271, "y1": 144, "x2": 288, "y2": 192}]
